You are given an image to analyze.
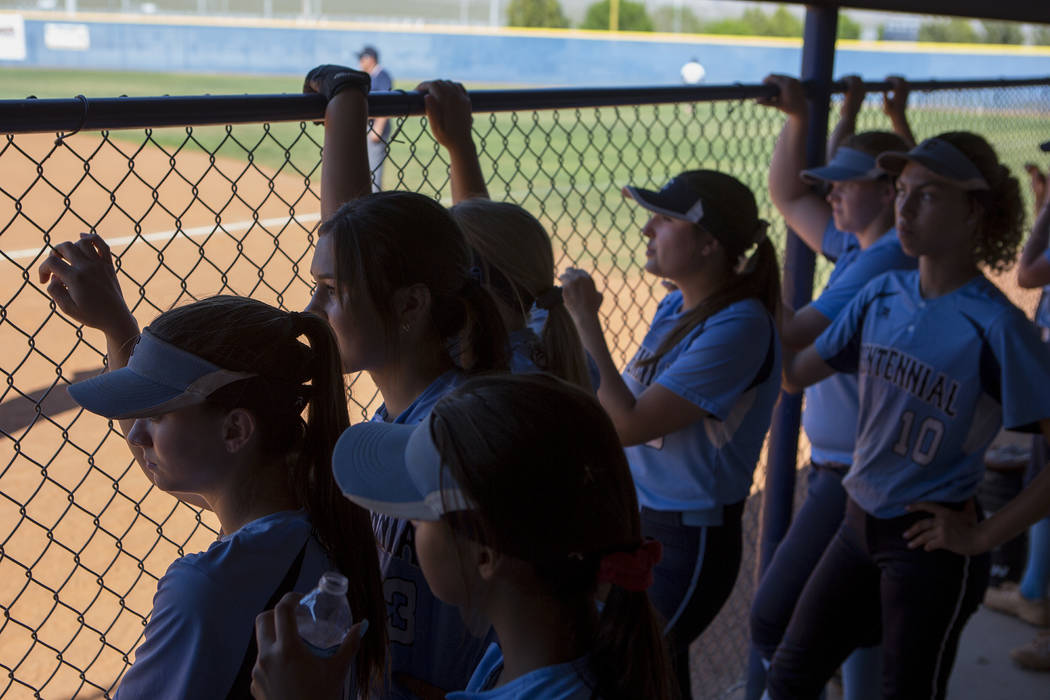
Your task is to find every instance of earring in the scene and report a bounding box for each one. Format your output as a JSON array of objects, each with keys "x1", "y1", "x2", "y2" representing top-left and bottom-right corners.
[{"x1": 401, "y1": 322, "x2": 410, "y2": 333}]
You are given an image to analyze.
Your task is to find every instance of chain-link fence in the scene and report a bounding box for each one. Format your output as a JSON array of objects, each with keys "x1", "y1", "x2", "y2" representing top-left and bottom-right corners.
[{"x1": 1, "y1": 78, "x2": 1048, "y2": 699}]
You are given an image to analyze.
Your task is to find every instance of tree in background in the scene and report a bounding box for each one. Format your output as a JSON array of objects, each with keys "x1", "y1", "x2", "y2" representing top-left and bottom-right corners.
[
  {"x1": 980, "y1": 21, "x2": 1024, "y2": 45},
  {"x1": 1035, "y1": 25, "x2": 1050, "y2": 46},
  {"x1": 652, "y1": 4, "x2": 703, "y2": 34},
  {"x1": 837, "y1": 13, "x2": 861, "y2": 40},
  {"x1": 704, "y1": 6, "x2": 802, "y2": 38},
  {"x1": 917, "y1": 18, "x2": 978, "y2": 43},
  {"x1": 580, "y1": 0, "x2": 653, "y2": 32},
  {"x1": 506, "y1": 0, "x2": 570, "y2": 28}
]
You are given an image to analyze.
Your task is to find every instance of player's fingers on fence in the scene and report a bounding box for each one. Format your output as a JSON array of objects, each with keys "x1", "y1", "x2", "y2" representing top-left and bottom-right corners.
[
  {"x1": 46, "y1": 277, "x2": 77, "y2": 316},
  {"x1": 53, "y1": 240, "x2": 92, "y2": 266},
  {"x1": 80, "y1": 232, "x2": 113, "y2": 263},
  {"x1": 36, "y1": 252, "x2": 71, "y2": 284}
]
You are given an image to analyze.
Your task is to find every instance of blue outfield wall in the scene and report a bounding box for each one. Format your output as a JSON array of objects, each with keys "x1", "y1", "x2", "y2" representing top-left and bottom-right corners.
[{"x1": 3, "y1": 12, "x2": 1050, "y2": 86}]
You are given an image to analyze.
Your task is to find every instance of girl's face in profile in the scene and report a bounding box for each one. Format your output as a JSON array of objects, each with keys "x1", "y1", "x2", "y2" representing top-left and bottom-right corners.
[
  {"x1": 126, "y1": 404, "x2": 229, "y2": 495},
  {"x1": 894, "y1": 162, "x2": 976, "y2": 260},
  {"x1": 411, "y1": 518, "x2": 480, "y2": 609},
  {"x1": 641, "y1": 213, "x2": 706, "y2": 281},
  {"x1": 306, "y1": 234, "x2": 388, "y2": 373}
]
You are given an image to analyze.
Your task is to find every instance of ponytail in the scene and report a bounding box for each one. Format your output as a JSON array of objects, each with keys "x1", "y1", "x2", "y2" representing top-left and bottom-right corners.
[
  {"x1": 640, "y1": 235, "x2": 781, "y2": 369},
  {"x1": 593, "y1": 587, "x2": 678, "y2": 700},
  {"x1": 290, "y1": 312, "x2": 388, "y2": 695},
  {"x1": 540, "y1": 302, "x2": 593, "y2": 390},
  {"x1": 453, "y1": 278, "x2": 510, "y2": 373}
]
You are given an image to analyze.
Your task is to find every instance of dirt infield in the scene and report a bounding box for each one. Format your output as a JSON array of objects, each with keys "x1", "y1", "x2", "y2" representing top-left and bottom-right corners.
[{"x1": 2, "y1": 129, "x2": 1044, "y2": 698}]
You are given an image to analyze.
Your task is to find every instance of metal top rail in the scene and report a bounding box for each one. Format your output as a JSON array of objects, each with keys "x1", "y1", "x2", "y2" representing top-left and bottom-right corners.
[{"x1": 1, "y1": 76, "x2": 1049, "y2": 135}]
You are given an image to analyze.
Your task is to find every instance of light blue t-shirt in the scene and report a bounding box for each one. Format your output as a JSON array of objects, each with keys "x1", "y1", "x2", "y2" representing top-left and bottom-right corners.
[
  {"x1": 509, "y1": 326, "x2": 545, "y2": 375},
  {"x1": 370, "y1": 369, "x2": 495, "y2": 699},
  {"x1": 622, "y1": 291, "x2": 781, "y2": 516},
  {"x1": 816, "y1": 270, "x2": 1050, "y2": 518},
  {"x1": 115, "y1": 510, "x2": 330, "y2": 699},
  {"x1": 447, "y1": 643, "x2": 596, "y2": 699},
  {"x1": 803, "y1": 221, "x2": 916, "y2": 465},
  {"x1": 1034, "y1": 248, "x2": 1050, "y2": 332}
]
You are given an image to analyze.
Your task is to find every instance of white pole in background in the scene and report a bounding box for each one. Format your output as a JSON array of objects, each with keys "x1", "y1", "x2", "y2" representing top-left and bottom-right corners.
[
  {"x1": 490, "y1": 0, "x2": 499, "y2": 26},
  {"x1": 65, "y1": 0, "x2": 76, "y2": 15}
]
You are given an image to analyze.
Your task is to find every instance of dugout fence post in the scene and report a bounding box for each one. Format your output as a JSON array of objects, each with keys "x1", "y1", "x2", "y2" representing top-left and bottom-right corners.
[{"x1": 745, "y1": 5, "x2": 838, "y2": 698}]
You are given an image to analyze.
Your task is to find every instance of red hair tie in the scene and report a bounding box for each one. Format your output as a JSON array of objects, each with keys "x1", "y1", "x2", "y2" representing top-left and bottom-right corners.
[{"x1": 597, "y1": 539, "x2": 663, "y2": 592}]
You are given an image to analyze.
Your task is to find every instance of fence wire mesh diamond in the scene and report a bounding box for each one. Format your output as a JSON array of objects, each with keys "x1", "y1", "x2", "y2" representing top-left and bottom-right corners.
[{"x1": 1, "y1": 80, "x2": 1048, "y2": 699}]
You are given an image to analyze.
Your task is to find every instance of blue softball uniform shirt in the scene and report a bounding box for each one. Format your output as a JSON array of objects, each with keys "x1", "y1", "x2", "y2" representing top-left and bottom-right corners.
[
  {"x1": 1034, "y1": 248, "x2": 1050, "y2": 333},
  {"x1": 803, "y1": 222, "x2": 916, "y2": 466},
  {"x1": 369, "y1": 369, "x2": 495, "y2": 699},
  {"x1": 447, "y1": 643, "x2": 595, "y2": 699},
  {"x1": 815, "y1": 270, "x2": 1050, "y2": 518},
  {"x1": 623, "y1": 291, "x2": 781, "y2": 514}
]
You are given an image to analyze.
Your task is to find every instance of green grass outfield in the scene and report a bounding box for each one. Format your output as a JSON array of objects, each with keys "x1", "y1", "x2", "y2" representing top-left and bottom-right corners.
[{"x1": 5, "y1": 68, "x2": 1048, "y2": 283}]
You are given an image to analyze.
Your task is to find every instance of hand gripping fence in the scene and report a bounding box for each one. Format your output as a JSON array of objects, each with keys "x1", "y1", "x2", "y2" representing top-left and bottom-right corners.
[{"x1": 1, "y1": 77, "x2": 1048, "y2": 698}]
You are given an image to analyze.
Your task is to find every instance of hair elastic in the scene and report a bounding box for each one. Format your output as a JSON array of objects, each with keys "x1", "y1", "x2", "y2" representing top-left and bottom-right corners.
[
  {"x1": 733, "y1": 220, "x2": 770, "y2": 276},
  {"x1": 534, "y1": 286, "x2": 563, "y2": 310},
  {"x1": 597, "y1": 539, "x2": 663, "y2": 592}
]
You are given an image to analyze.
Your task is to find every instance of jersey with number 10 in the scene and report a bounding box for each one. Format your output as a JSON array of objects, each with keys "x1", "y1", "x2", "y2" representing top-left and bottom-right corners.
[{"x1": 816, "y1": 270, "x2": 1050, "y2": 518}]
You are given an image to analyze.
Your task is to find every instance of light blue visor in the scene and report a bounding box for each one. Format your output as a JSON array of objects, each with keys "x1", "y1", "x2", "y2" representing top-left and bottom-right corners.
[
  {"x1": 877, "y1": 138, "x2": 990, "y2": 191},
  {"x1": 800, "y1": 147, "x2": 883, "y2": 184},
  {"x1": 332, "y1": 418, "x2": 472, "y2": 521},
  {"x1": 67, "y1": 330, "x2": 255, "y2": 420}
]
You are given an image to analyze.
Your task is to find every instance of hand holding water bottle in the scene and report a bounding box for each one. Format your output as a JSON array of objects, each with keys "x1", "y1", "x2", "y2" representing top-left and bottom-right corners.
[
  {"x1": 296, "y1": 572, "x2": 354, "y2": 656},
  {"x1": 252, "y1": 581, "x2": 369, "y2": 700}
]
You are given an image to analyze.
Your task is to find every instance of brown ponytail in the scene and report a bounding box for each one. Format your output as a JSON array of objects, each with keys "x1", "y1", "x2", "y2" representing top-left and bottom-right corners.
[{"x1": 148, "y1": 297, "x2": 387, "y2": 696}]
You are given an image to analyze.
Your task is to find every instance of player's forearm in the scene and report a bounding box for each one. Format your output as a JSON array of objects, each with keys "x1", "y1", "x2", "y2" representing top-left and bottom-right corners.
[
  {"x1": 446, "y1": 138, "x2": 489, "y2": 203},
  {"x1": 1018, "y1": 200, "x2": 1050, "y2": 288},
  {"x1": 972, "y1": 455, "x2": 1050, "y2": 553},
  {"x1": 888, "y1": 113, "x2": 916, "y2": 149},
  {"x1": 321, "y1": 92, "x2": 370, "y2": 221},
  {"x1": 826, "y1": 106, "x2": 858, "y2": 163},
  {"x1": 769, "y1": 115, "x2": 811, "y2": 212},
  {"x1": 573, "y1": 315, "x2": 638, "y2": 437}
]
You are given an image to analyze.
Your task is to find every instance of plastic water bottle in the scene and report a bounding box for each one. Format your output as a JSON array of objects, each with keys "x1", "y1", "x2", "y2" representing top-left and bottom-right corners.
[{"x1": 296, "y1": 571, "x2": 352, "y2": 657}]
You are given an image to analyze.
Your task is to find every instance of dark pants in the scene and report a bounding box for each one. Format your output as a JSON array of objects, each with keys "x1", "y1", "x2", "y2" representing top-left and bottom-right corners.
[
  {"x1": 767, "y1": 498, "x2": 989, "y2": 700},
  {"x1": 642, "y1": 501, "x2": 745, "y2": 700},
  {"x1": 751, "y1": 462, "x2": 850, "y2": 659}
]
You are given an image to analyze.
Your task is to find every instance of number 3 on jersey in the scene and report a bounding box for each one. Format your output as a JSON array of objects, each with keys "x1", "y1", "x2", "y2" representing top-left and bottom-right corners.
[{"x1": 891, "y1": 411, "x2": 945, "y2": 466}]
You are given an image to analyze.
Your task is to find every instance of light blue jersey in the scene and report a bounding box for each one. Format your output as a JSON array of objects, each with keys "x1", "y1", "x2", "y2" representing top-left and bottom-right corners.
[
  {"x1": 508, "y1": 326, "x2": 544, "y2": 374},
  {"x1": 370, "y1": 369, "x2": 495, "y2": 699},
  {"x1": 447, "y1": 643, "x2": 596, "y2": 699},
  {"x1": 623, "y1": 291, "x2": 780, "y2": 517},
  {"x1": 1034, "y1": 248, "x2": 1050, "y2": 333},
  {"x1": 115, "y1": 511, "x2": 330, "y2": 699},
  {"x1": 816, "y1": 270, "x2": 1050, "y2": 518},
  {"x1": 804, "y1": 221, "x2": 916, "y2": 465}
]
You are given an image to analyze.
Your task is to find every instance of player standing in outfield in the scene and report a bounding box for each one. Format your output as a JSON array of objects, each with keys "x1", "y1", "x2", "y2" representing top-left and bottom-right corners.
[
  {"x1": 303, "y1": 65, "x2": 509, "y2": 699},
  {"x1": 250, "y1": 374, "x2": 677, "y2": 700},
  {"x1": 357, "y1": 45, "x2": 394, "y2": 192},
  {"x1": 768, "y1": 132, "x2": 1050, "y2": 699},
  {"x1": 749, "y1": 74, "x2": 916, "y2": 696},
  {"x1": 560, "y1": 170, "x2": 781, "y2": 699},
  {"x1": 35, "y1": 242, "x2": 386, "y2": 698},
  {"x1": 415, "y1": 79, "x2": 593, "y2": 389}
]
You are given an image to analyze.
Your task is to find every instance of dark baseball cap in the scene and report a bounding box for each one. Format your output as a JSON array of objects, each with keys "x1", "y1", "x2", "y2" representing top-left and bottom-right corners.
[
  {"x1": 357, "y1": 45, "x2": 379, "y2": 61},
  {"x1": 877, "y1": 137, "x2": 990, "y2": 191},
  {"x1": 1041, "y1": 141, "x2": 1050, "y2": 152},
  {"x1": 623, "y1": 170, "x2": 767, "y2": 259}
]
